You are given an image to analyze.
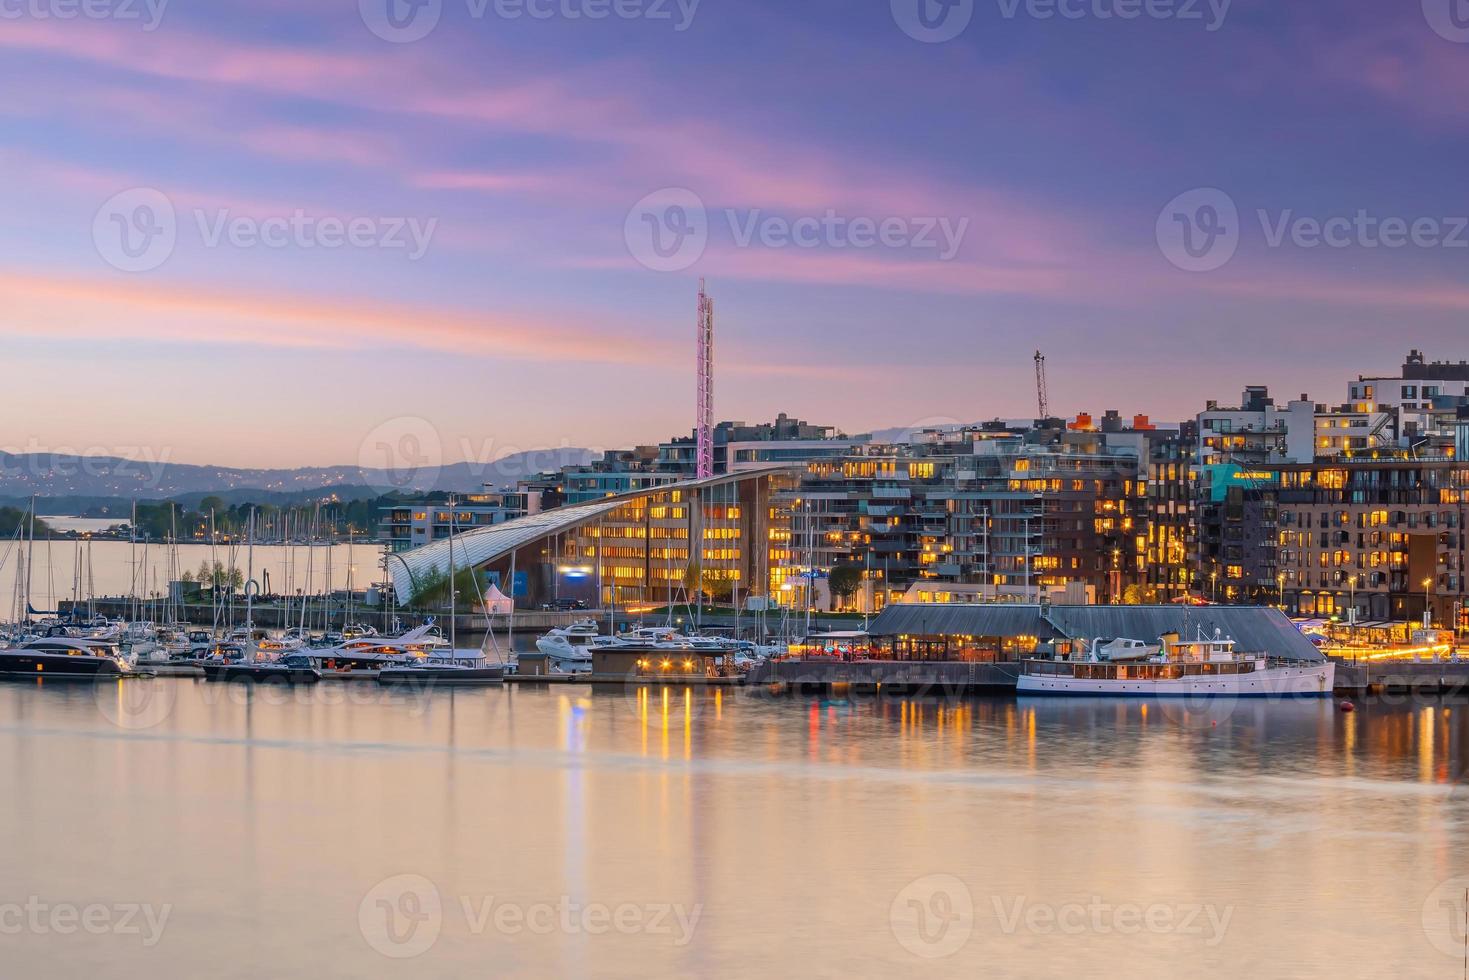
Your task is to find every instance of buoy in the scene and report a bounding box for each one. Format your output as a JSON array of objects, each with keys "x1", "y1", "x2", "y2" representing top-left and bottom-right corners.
[{"x1": 1339, "y1": 700, "x2": 1356, "y2": 713}]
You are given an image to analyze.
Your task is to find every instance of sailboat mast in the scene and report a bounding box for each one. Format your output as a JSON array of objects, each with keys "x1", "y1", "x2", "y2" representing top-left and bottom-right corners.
[
  {"x1": 245, "y1": 508, "x2": 255, "y2": 632},
  {"x1": 24, "y1": 495, "x2": 35, "y2": 622},
  {"x1": 448, "y1": 493, "x2": 457, "y2": 652}
]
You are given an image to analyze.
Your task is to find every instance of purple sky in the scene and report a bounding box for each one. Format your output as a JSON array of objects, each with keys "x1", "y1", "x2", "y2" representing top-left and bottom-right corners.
[{"x1": 3, "y1": 0, "x2": 1467, "y2": 468}]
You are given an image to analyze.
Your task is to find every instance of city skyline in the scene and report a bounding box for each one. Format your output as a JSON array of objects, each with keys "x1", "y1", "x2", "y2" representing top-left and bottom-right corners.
[{"x1": 5, "y1": 1, "x2": 1469, "y2": 466}]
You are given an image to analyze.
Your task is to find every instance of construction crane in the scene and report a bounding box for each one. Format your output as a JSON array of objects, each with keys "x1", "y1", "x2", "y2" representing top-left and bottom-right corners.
[{"x1": 1034, "y1": 350, "x2": 1049, "y2": 421}]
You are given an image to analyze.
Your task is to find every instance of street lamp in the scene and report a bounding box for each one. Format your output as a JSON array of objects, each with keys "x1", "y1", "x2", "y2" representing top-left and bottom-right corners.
[
  {"x1": 1424, "y1": 576, "x2": 1435, "y2": 628},
  {"x1": 1347, "y1": 574, "x2": 1357, "y2": 628},
  {"x1": 1277, "y1": 572, "x2": 1286, "y2": 610}
]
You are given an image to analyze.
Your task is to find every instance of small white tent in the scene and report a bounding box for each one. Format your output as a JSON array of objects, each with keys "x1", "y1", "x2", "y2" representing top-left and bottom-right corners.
[{"x1": 477, "y1": 583, "x2": 514, "y2": 615}]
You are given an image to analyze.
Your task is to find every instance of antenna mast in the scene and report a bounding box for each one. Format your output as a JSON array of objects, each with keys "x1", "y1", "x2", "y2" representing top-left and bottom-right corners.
[
  {"x1": 1034, "y1": 350, "x2": 1049, "y2": 421},
  {"x1": 696, "y1": 280, "x2": 715, "y2": 479}
]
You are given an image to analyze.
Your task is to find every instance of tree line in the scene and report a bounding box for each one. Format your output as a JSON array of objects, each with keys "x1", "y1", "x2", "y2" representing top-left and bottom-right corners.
[{"x1": 0, "y1": 507, "x2": 49, "y2": 538}]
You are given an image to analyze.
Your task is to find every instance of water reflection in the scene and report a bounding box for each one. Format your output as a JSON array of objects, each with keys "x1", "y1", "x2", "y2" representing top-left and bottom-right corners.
[{"x1": 1, "y1": 681, "x2": 1468, "y2": 978}]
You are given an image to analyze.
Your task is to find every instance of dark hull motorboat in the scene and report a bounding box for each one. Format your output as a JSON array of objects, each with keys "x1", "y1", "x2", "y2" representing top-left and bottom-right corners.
[
  {"x1": 0, "y1": 638, "x2": 131, "y2": 679},
  {"x1": 378, "y1": 664, "x2": 506, "y2": 687},
  {"x1": 0, "y1": 650, "x2": 126, "y2": 679},
  {"x1": 220, "y1": 663, "x2": 322, "y2": 685}
]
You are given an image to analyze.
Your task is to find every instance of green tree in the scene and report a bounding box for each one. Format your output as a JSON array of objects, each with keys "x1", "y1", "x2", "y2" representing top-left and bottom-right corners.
[
  {"x1": 828, "y1": 565, "x2": 864, "y2": 610},
  {"x1": 703, "y1": 572, "x2": 735, "y2": 607},
  {"x1": 0, "y1": 508, "x2": 48, "y2": 537}
]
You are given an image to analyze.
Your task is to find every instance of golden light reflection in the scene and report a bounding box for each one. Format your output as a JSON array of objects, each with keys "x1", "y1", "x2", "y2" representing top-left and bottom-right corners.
[
  {"x1": 1420, "y1": 706, "x2": 1435, "y2": 782},
  {"x1": 660, "y1": 686, "x2": 670, "y2": 760},
  {"x1": 639, "y1": 686, "x2": 648, "y2": 757}
]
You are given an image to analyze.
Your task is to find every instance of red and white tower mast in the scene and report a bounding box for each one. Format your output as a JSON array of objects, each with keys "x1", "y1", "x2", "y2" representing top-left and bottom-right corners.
[{"x1": 696, "y1": 279, "x2": 715, "y2": 479}]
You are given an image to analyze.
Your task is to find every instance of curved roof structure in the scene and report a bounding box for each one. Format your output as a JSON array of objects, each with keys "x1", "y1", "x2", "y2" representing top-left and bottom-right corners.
[{"x1": 385, "y1": 467, "x2": 793, "y2": 599}]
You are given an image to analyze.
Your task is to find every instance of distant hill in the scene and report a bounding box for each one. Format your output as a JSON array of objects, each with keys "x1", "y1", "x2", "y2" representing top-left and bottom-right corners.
[{"x1": 0, "y1": 449, "x2": 595, "y2": 502}]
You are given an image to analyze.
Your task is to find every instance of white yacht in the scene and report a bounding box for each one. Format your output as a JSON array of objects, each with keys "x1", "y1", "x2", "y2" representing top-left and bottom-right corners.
[
  {"x1": 535, "y1": 620, "x2": 603, "y2": 673},
  {"x1": 1019, "y1": 630, "x2": 1334, "y2": 698}
]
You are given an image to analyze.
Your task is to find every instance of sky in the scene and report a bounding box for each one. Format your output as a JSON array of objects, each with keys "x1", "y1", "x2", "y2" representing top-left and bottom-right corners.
[{"x1": 3, "y1": 0, "x2": 1468, "y2": 469}]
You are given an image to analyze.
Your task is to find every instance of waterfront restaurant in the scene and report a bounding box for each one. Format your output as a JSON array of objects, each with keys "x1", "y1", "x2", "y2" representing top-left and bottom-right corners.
[{"x1": 862, "y1": 603, "x2": 1325, "y2": 663}]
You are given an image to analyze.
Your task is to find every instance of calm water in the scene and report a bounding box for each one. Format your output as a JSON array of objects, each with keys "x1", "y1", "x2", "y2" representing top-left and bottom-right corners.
[{"x1": 2, "y1": 681, "x2": 1468, "y2": 978}]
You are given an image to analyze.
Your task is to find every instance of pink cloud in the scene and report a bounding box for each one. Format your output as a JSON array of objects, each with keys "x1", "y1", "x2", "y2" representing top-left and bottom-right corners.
[
  {"x1": 0, "y1": 271, "x2": 669, "y2": 365},
  {"x1": 410, "y1": 171, "x2": 552, "y2": 193}
]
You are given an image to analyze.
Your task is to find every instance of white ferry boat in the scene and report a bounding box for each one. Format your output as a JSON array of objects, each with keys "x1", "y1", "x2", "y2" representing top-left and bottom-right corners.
[{"x1": 1018, "y1": 630, "x2": 1334, "y2": 697}]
